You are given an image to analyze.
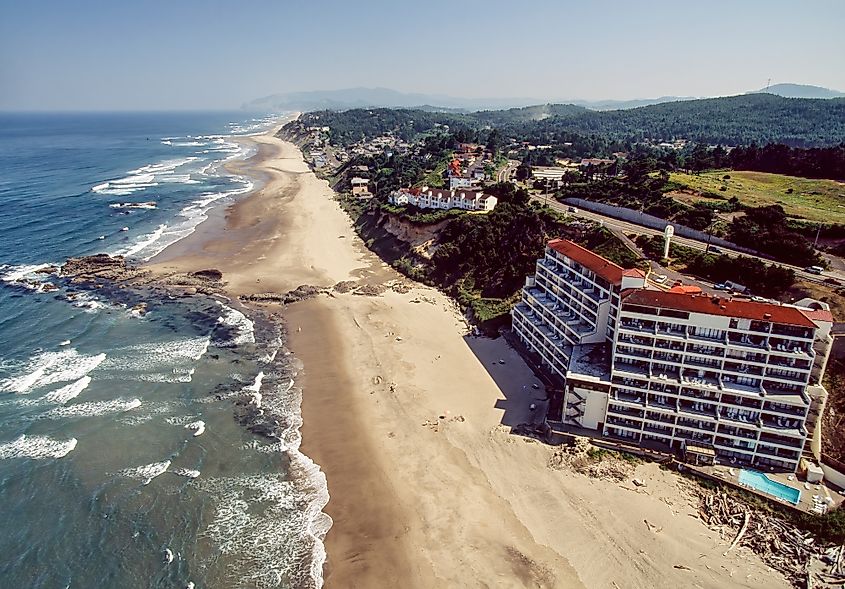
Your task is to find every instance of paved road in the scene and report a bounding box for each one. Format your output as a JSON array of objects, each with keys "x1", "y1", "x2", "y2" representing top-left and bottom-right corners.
[
  {"x1": 532, "y1": 195, "x2": 845, "y2": 287},
  {"x1": 497, "y1": 160, "x2": 520, "y2": 183}
]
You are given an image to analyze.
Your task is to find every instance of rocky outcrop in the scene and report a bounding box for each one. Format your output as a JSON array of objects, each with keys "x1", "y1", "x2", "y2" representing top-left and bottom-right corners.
[
  {"x1": 61, "y1": 254, "x2": 150, "y2": 283},
  {"x1": 240, "y1": 284, "x2": 326, "y2": 305}
]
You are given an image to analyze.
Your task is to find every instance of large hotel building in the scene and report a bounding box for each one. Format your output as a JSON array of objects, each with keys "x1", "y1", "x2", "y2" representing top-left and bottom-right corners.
[{"x1": 512, "y1": 239, "x2": 834, "y2": 472}]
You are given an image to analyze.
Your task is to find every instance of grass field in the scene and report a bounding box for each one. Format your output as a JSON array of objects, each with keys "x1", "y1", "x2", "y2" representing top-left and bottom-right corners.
[{"x1": 668, "y1": 170, "x2": 845, "y2": 224}]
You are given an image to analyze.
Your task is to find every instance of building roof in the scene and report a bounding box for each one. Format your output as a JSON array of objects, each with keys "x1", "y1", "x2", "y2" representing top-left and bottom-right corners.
[
  {"x1": 548, "y1": 239, "x2": 641, "y2": 284},
  {"x1": 621, "y1": 290, "x2": 817, "y2": 328},
  {"x1": 800, "y1": 308, "x2": 835, "y2": 324}
]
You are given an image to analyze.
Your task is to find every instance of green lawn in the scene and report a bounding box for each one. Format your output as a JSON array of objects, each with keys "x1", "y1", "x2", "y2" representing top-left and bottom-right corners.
[{"x1": 668, "y1": 170, "x2": 845, "y2": 225}]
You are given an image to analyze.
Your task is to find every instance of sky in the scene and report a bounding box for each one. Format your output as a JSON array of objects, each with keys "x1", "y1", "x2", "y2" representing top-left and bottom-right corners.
[{"x1": 1, "y1": 0, "x2": 843, "y2": 110}]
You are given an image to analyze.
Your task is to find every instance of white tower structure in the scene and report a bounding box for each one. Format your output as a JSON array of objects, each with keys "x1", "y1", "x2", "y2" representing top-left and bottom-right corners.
[{"x1": 663, "y1": 225, "x2": 674, "y2": 259}]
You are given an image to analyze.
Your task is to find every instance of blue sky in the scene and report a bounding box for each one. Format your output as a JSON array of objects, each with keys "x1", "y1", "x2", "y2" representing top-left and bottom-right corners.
[{"x1": 1, "y1": 0, "x2": 843, "y2": 110}]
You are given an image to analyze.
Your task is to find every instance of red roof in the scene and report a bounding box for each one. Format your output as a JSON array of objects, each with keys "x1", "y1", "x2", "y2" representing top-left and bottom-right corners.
[
  {"x1": 800, "y1": 308, "x2": 834, "y2": 324},
  {"x1": 621, "y1": 290, "x2": 817, "y2": 328},
  {"x1": 548, "y1": 239, "x2": 641, "y2": 284}
]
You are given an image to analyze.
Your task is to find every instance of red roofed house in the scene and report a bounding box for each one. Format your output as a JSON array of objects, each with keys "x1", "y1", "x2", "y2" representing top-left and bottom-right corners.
[{"x1": 511, "y1": 239, "x2": 833, "y2": 473}]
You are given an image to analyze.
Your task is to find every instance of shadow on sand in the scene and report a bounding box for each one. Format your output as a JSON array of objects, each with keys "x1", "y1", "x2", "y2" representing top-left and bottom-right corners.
[{"x1": 462, "y1": 334, "x2": 549, "y2": 428}]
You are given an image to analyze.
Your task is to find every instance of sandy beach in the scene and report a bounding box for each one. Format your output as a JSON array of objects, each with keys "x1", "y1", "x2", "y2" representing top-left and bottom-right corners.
[{"x1": 146, "y1": 125, "x2": 791, "y2": 588}]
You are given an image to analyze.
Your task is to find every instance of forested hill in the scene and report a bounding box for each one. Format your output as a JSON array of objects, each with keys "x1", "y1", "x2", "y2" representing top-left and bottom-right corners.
[{"x1": 294, "y1": 94, "x2": 845, "y2": 147}]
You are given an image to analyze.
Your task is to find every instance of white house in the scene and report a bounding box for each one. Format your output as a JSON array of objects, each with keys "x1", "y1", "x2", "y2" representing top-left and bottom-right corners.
[{"x1": 389, "y1": 187, "x2": 497, "y2": 212}]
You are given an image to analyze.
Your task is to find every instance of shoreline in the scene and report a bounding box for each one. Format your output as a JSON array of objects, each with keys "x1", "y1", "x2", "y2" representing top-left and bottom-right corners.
[{"x1": 142, "y1": 124, "x2": 792, "y2": 588}]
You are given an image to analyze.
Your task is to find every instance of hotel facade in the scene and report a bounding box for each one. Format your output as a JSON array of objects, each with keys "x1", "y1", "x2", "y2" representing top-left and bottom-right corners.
[
  {"x1": 512, "y1": 239, "x2": 833, "y2": 472},
  {"x1": 388, "y1": 187, "x2": 497, "y2": 211}
]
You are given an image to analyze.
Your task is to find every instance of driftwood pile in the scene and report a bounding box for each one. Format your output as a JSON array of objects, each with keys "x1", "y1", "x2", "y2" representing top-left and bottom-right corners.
[
  {"x1": 547, "y1": 439, "x2": 634, "y2": 482},
  {"x1": 697, "y1": 489, "x2": 844, "y2": 588}
]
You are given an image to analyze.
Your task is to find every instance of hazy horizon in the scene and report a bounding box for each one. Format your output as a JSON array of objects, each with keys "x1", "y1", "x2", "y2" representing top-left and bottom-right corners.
[{"x1": 1, "y1": 0, "x2": 843, "y2": 111}]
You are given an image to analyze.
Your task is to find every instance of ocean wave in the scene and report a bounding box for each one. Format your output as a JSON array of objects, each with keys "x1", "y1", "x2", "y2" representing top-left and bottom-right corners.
[
  {"x1": 0, "y1": 435, "x2": 78, "y2": 459},
  {"x1": 197, "y1": 471, "x2": 329, "y2": 589},
  {"x1": 41, "y1": 376, "x2": 92, "y2": 404},
  {"x1": 0, "y1": 349, "x2": 106, "y2": 394},
  {"x1": 215, "y1": 304, "x2": 255, "y2": 346},
  {"x1": 174, "y1": 468, "x2": 200, "y2": 479},
  {"x1": 0, "y1": 263, "x2": 54, "y2": 286},
  {"x1": 109, "y1": 202, "x2": 157, "y2": 210},
  {"x1": 119, "y1": 459, "x2": 171, "y2": 485},
  {"x1": 40, "y1": 397, "x2": 141, "y2": 419}
]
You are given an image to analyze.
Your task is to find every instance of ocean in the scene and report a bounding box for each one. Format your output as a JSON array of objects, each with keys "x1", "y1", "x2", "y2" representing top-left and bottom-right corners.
[{"x1": 0, "y1": 112, "x2": 329, "y2": 588}]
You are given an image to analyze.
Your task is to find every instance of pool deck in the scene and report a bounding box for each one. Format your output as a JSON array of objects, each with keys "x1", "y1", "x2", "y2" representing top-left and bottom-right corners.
[{"x1": 691, "y1": 464, "x2": 845, "y2": 514}]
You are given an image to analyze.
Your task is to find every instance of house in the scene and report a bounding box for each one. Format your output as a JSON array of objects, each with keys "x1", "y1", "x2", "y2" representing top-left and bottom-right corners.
[
  {"x1": 351, "y1": 177, "x2": 371, "y2": 198},
  {"x1": 389, "y1": 187, "x2": 497, "y2": 212},
  {"x1": 511, "y1": 239, "x2": 833, "y2": 473}
]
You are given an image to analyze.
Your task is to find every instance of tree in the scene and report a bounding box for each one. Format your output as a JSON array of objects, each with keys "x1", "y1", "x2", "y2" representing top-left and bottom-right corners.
[{"x1": 515, "y1": 161, "x2": 532, "y2": 181}]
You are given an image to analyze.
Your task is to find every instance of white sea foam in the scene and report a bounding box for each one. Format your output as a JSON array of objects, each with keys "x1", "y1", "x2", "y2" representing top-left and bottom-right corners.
[
  {"x1": 120, "y1": 459, "x2": 171, "y2": 485},
  {"x1": 216, "y1": 304, "x2": 255, "y2": 346},
  {"x1": 116, "y1": 224, "x2": 168, "y2": 258},
  {"x1": 40, "y1": 397, "x2": 141, "y2": 419},
  {"x1": 41, "y1": 376, "x2": 92, "y2": 404},
  {"x1": 185, "y1": 420, "x2": 205, "y2": 437},
  {"x1": 0, "y1": 349, "x2": 106, "y2": 394},
  {"x1": 197, "y1": 470, "x2": 329, "y2": 589},
  {"x1": 0, "y1": 263, "x2": 53, "y2": 287},
  {"x1": 174, "y1": 468, "x2": 200, "y2": 479},
  {"x1": 0, "y1": 435, "x2": 78, "y2": 459}
]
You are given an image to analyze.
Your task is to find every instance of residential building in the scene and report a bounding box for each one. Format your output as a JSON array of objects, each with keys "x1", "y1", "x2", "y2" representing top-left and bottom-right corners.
[
  {"x1": 511, "y1": 239, "x2": 833, "y2": 472},
  {"x1": 389, "y1": 187, "x2": 497, "y2": 211},
  {"x1": 351, "y1": 177, "x2": 371, "y2": 197}
]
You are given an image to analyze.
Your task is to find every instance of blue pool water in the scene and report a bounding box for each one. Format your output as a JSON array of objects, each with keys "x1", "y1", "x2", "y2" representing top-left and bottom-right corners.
[{"x1": 738, "y1": 469, "x2": 801, "y2": 505}]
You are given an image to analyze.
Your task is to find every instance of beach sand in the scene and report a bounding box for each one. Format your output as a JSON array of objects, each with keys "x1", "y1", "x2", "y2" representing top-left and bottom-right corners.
[{"x1": 146, "y1": 126, "x2": 790, "y2": 588}]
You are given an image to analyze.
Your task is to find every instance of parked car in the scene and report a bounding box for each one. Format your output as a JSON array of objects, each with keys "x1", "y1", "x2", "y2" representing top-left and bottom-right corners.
[
  {"x1": 567, "y1": 206, "x2": 578, "y2": 213},
  {"x1": 653, "y1": 274, "x2": 668, "y2": 284},
  {"x1": 714, "y1": 283, "x2": 728, "y2": 290},
  {"x1": 709, "y1": 246, "x2": 722, "y2": 254},
  {"x1": 806, "y1": 266, "x2": 824, "y2": 275}
]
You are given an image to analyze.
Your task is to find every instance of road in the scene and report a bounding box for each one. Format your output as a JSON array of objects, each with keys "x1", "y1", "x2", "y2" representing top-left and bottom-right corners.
[
  {"x1": 531, "y1": 195, "x2": 845, "y2": 287},
  {"x1": 497, "y1": 160, "x2": 520, "y2": 183}
]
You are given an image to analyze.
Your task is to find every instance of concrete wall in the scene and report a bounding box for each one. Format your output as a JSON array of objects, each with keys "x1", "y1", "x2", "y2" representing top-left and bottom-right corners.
[{"x1": 561, "y1": 197, "x2": 765, "y2": 258}]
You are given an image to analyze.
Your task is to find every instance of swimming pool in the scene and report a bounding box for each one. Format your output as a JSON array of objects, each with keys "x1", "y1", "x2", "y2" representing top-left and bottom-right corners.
[{"x1": 738, "y1": 469, "x2": 801, "y2": 505}]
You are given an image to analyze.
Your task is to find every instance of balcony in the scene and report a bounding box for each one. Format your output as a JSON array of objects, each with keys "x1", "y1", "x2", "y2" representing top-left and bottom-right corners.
[
  {"x1": 647, "y1": 394, "x2": 677, "y2": 411},
  {"x1": 755, "y1": 444, "x2": 801, "y2": 460},
  {"x1": 771, "y1": 325, "x2": 813, "y2": 340},
  {"x1": 614, "y1": 360, "x2": 650, "y2": 378},
  {"x1": 760, "y1": 432, "x2": 805, "y2": 449},
  {"x1": 717, "y1": 424, "x2": 758, "y2": 440},
  {"x1": 606, "y1": 415, "x2": 643, "y2": 430},
  {"x1": 721, "y1": 377, "x2": 763, "y2": 396},
  {"x1": 688, "y1": 328, "x2": 726, "y2": 343},
  {"x1": 654, "y1": 339, "x2": 685, "y2": 351},
  {"x1": 770, "y1": 339, "x2": 812, "y2": 356},
  {"x1": 620, "y1": 320, "x2": 655, "y2": 334},
  {"x1": 719, "y1": 407, "x2": 760, "y2": 426},
  {"x1": 645, "y1": 410, "x2": 675, "y2": 424},
  {"x1": 613, "y1": 389, "x2": 647, "y2": 407},
  {"x1": 721, "y1": 393, "x2": 762, "y2": 409},
  {"x1": 679, "y1": 387, "x2": 718, "y2": 402},
  {"x1": 608, "y1": 402, "x2": 645, "y2": 418},
  {"x1": 681, "y1": 369, "x2": 720, "y2": 390},
  {"x1": 678, "y1": 400, "x2": 718, "y2": 420},
  {"x1": 643, "y1": 423, "x2": 673, "y2": 436},
  {"x1": 722, "y1": 362, "x2": 764, "y2": 377},
  {"x1": 762, "y1": 401, "x2": 807, "y2": 418},
  {"x1": 727, "y1": 333, "x2": 767, "y2": 350},
  {"x1": 686, "y1": 355, "x2": 722, "y2": 370},
  {"x1": 725, "y1": 351, "x2": 767, "y2": 365},
  {"x1": 619, "y1": 335, "x2": 654, "y2": 348},
  {"x1": 714, "y1": 438, "x2": 757, "y2": 453},
  {"x1": 760, "y1": 415, "x2": 805, "y2": 433}
]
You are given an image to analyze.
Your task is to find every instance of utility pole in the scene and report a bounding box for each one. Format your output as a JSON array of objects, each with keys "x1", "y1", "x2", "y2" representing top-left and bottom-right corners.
[{"x1": 814, "y1": 223, "x2": 822, "y2": 249}]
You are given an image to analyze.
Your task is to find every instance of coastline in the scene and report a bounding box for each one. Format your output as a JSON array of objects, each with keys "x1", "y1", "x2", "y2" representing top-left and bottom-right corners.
[{"x1": 143, "y1": 125, "x2": 792, "y2": 588}]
